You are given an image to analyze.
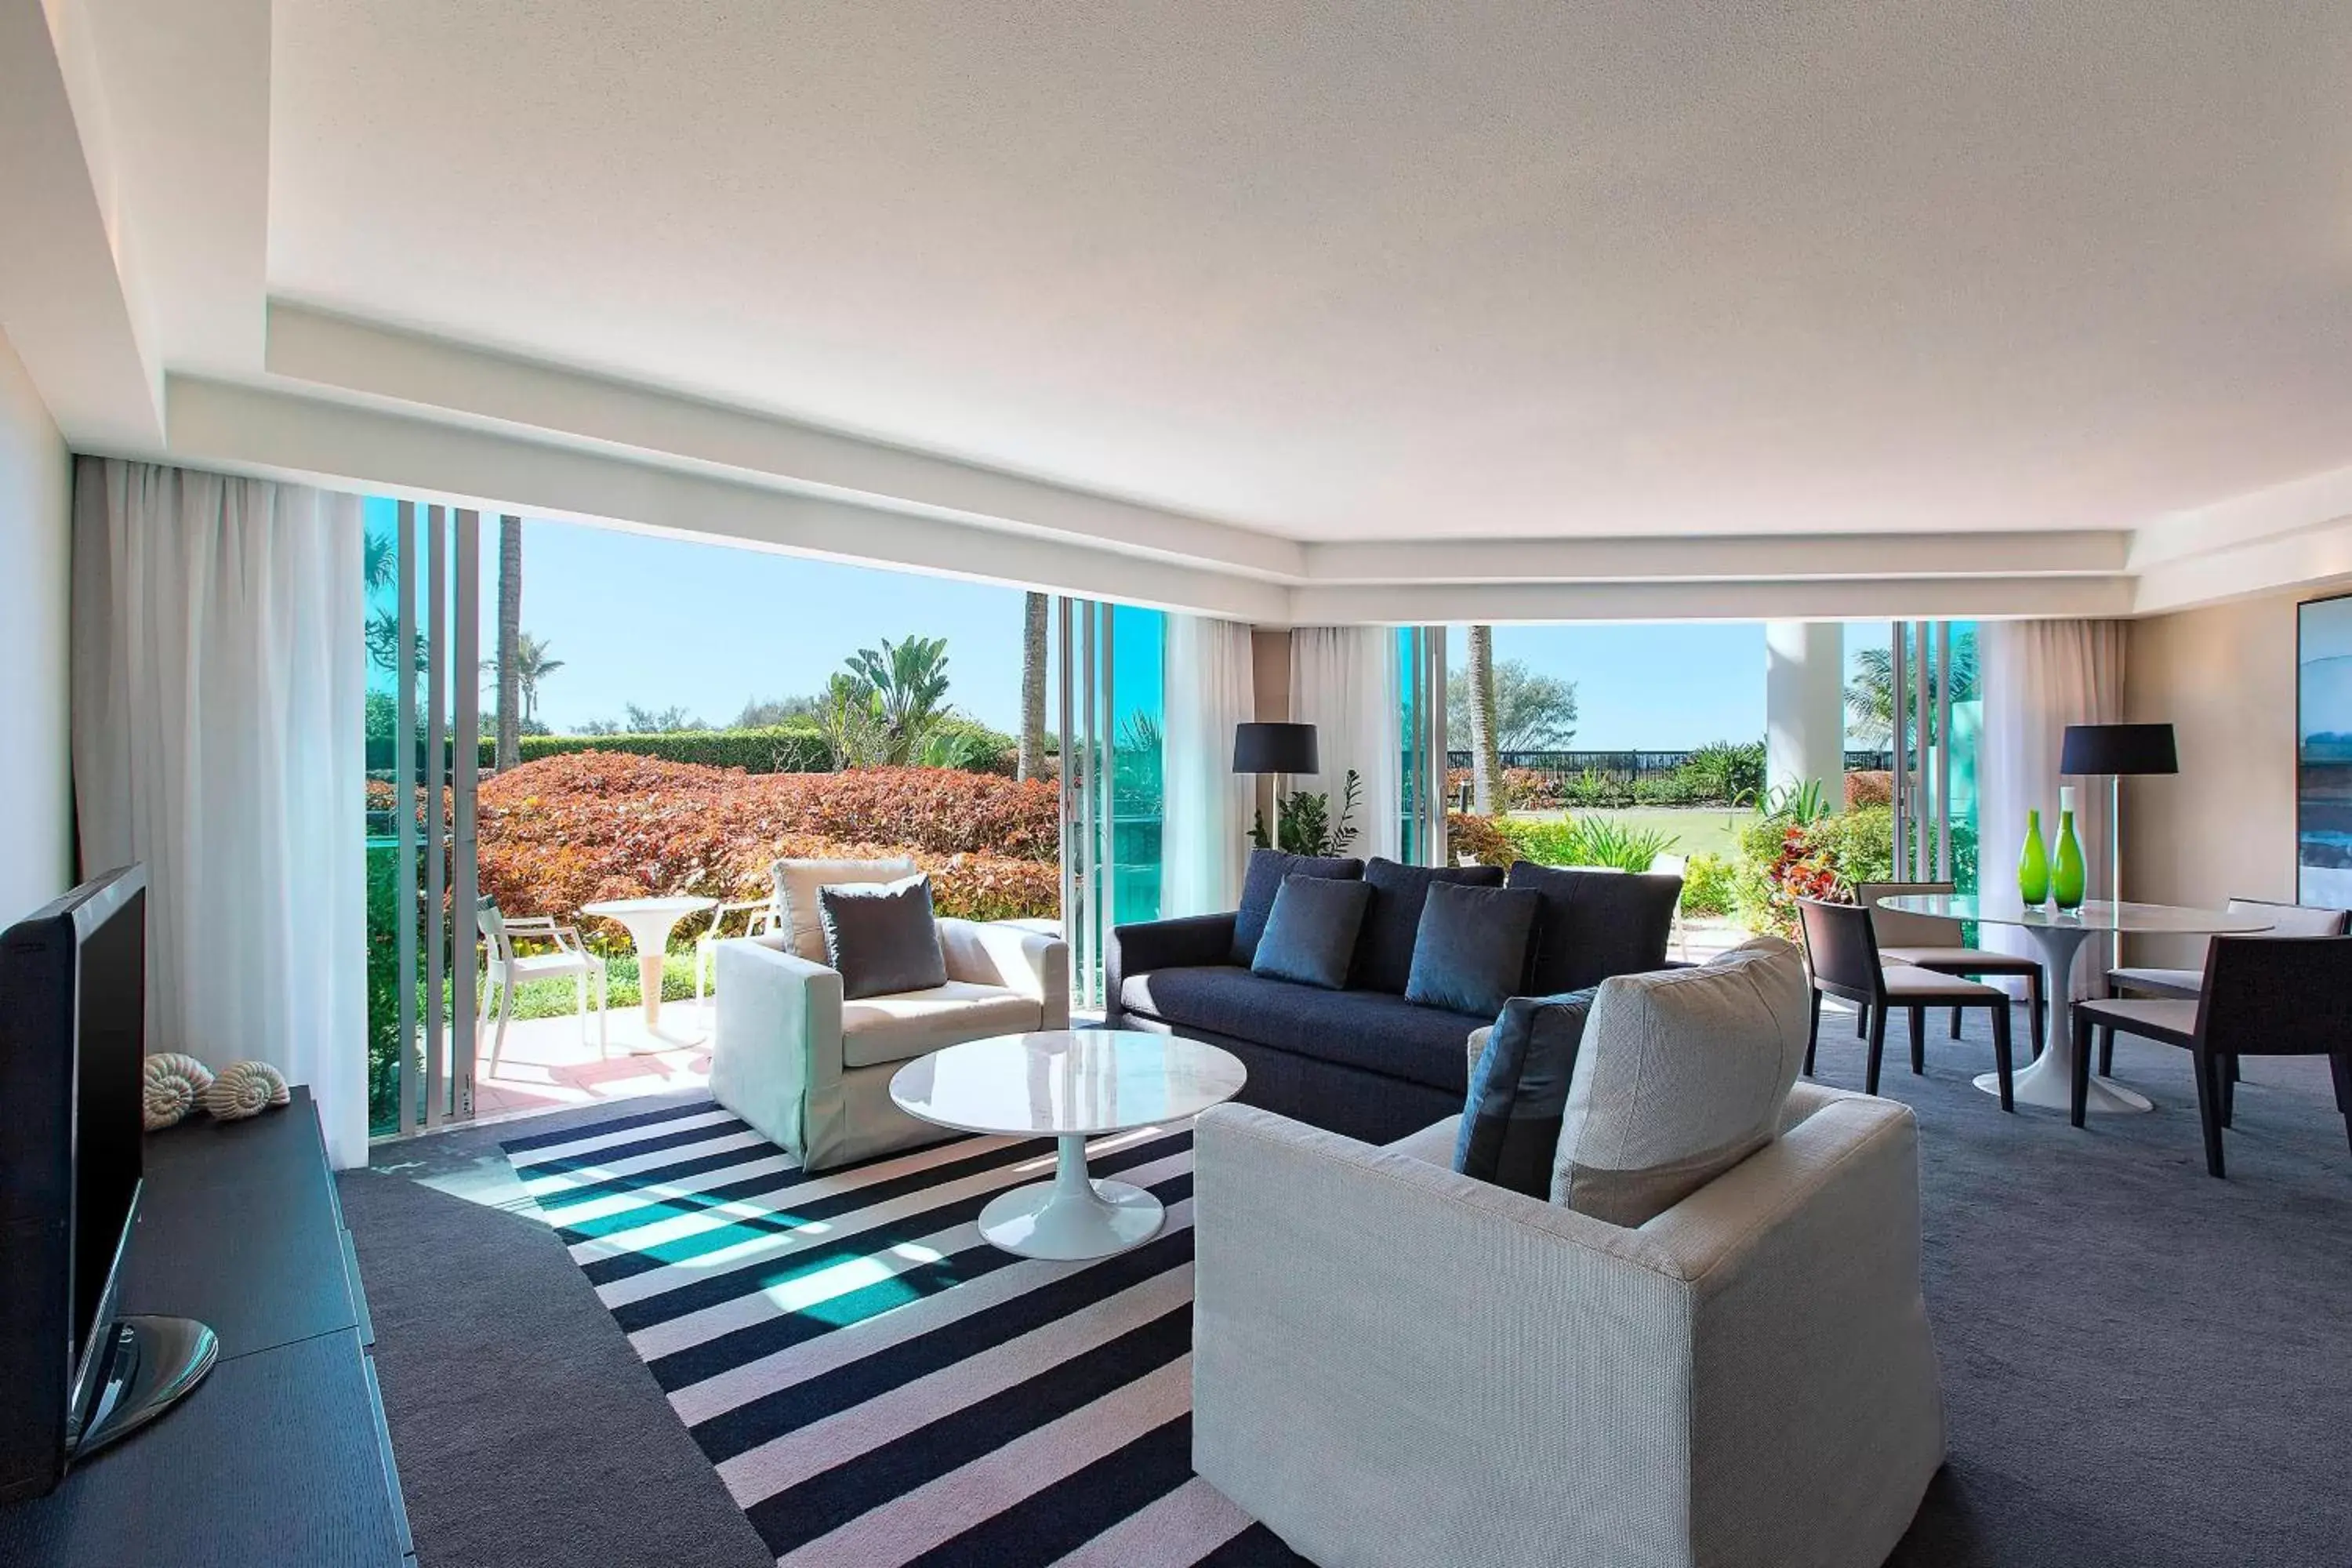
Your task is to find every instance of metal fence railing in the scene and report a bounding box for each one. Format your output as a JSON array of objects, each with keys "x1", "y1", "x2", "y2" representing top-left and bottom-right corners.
[{"x1": 1443, "y1": 749, "x2": 1894, "y2": 783}]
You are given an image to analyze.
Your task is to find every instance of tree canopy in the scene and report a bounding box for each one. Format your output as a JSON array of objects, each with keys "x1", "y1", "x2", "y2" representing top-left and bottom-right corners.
[{"x1": 1446, "y1": 658, "x2": 1579, "y2": 752}]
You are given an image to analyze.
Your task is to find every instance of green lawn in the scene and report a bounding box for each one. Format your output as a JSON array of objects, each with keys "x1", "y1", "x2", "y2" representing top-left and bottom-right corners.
[{"x1": 1512, "y1": 806, "x2": 1757, "y2": 862}]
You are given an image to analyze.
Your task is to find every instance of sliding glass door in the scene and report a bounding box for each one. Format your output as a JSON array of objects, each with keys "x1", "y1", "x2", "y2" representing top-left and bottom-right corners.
[
  {"x1": 1054, "y1": 598, "x2": 1166, "y2": 1008},
  {"x1": 365, "y1": 500, "x2": 484, "y2": 1136},
  {"x1": 1397, "y1": 626, "x2": 1448, "y2": 865}
]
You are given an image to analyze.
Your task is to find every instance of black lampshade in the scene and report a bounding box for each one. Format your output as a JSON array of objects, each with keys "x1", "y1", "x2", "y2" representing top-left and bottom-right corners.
[
  {"x1": 2060, "y1": 723, "x2": 2178, "y2": 777},
  {"x1": 1232, "y1": 721, "x2": 1319, "y2": 776}
]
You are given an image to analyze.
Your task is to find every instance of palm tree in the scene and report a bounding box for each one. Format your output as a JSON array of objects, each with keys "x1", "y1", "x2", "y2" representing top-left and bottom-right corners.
[
  {"x1": 1465, "y1": 624, "x2": 1503, "y2": 815},
  {"x1": 363, "y1": 528, "x2": 397, "y2": 597},
  {"x1": 494, "y1": 516, "x2": 523, "y2": 768},
  {"x1": 1018, "y1": 592, "x2": 1049, "y2": 781},
  {"x1": 1846, "y1": 631, "x2": 1977, "y2": 749},
  {"x1": 508, "y1": 632, "x2": 564, "y2": 727}
]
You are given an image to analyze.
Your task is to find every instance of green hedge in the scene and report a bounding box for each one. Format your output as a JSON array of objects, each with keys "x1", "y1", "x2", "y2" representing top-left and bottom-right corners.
[{"x1": 479, "y1": 725, "x2": 833, "y2": 774}]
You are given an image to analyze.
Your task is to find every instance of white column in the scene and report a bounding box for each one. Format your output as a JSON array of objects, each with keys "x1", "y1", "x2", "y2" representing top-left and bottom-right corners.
[{"x1": 1765, "y1": 621, "x2": 1846, "y2": 798}]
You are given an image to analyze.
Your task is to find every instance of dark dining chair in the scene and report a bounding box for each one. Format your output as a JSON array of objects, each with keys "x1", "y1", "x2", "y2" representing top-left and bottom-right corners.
[
  {"x1": 1796, "y1": 897, "x2": 2016, "y2": 1109},
  {"x1": 1856, "y1": 880, "x2": 2047, "y2": 1061},
  {"x1": 2071, "y1": 935, "x2": 2352, "y2": 1178},
  {"x1": 2097, "y1": 897, "x2": 2349, "y2": 1073}
]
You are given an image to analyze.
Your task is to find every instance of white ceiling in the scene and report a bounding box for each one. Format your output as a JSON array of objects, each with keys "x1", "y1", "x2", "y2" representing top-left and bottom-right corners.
[
  {"x1": 9, "y1": 0, "x2": 2352, "y2": 618},
  {"x1": 265, "y1": 0, "x2": 2352, "y2": 543}
]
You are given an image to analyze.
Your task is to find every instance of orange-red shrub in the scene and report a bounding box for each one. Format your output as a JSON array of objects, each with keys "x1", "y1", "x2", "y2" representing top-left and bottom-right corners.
[
  {"x1": 1446, "y1": 811, "x2": 1515, "y2": 868},
  {"x1": 1845, "y1": 770, "x2": 1894, "y2": 809},
  {"x1": 473, "y1": 753, "x2": 1060, "y2": 927}
]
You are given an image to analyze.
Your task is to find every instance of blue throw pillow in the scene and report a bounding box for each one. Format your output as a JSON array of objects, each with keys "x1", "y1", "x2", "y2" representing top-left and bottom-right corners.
[
  {"x1": 1231, "y1": 848, "x2": 1364, "y2": 965},
  {"x1": 1251, "y1": 874, "x2": 1374, "y2": 990},
  {"x1": 1351, "y1": 857, "x2": 1506, "y2": 995},
  {"x1": 1454, "y1": 989, "x2": 1599, "y2": 1196},
  {"x1": 1404, "y1": 880, "x2": 1541, "y2": 1016}
]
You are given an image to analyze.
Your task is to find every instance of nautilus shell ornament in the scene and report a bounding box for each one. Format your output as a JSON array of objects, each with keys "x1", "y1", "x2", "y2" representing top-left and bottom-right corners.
[
  {"x1": 201, "y1": 1060, "x2": 291, "y2": 1122},
  {"x1": 143, "y1": 1053, "x2": 217, "y2": 1131}
]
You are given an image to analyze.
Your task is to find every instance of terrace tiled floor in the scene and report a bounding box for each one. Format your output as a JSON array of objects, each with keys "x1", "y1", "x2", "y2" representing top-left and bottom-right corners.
[{"x1": 467, "y1": 998, "x2": 714, "y2": 1123}]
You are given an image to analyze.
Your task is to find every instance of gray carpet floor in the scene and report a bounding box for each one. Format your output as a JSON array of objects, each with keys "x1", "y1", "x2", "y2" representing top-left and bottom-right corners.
[{"x1": 340, "y1": 1014, "x2": 2352, "y2": 1568}]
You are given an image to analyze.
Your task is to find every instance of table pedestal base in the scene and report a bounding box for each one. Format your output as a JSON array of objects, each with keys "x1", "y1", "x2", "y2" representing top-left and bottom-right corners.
[
  {"x1": 978, "y1": 1134, "x2": 1164, "y2": 1259},
  {"x1": 1974, "y1": 1061, "x2": 2153, "y2": 1115},
  {"x1": 1968, "y1": 917, "x2": 2153, "y2": 1115}
]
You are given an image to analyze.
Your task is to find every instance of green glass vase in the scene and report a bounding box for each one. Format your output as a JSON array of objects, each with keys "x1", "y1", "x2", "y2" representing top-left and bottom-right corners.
[
  {"x1": 2052, "y1": 788, "x2": 2087, "y2": 910},
  {"x1": 2016, "y1": 808, "x2": 2050, "y2": 906}
]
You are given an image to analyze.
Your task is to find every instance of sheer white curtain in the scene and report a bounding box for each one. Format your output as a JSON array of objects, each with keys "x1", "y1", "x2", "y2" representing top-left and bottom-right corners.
[
  {"x1": 73, "y1": 458, "x2": 369, "y2": 1167},
  {"x1": 1288, "y1": 626, "x2": 1402, "y2": 862},
  {"x1": 1978, "y1": 619, "x2": 2129, "y2": 997},
  {"x1": 1161, "y1": 615, "x2": 1257, "y2": 914}
]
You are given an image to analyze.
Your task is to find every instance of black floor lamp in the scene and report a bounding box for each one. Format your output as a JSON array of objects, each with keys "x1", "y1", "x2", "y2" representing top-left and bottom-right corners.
[
  {"x1": 1232, "y1": 723, "x2": 1319, "y2": 852},
  {"x1": 2060, "y1": 723, "x2": 2179, "y2": 907}
]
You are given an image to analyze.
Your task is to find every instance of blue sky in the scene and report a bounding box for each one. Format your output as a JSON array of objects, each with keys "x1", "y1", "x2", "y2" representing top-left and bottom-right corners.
[{"x1": 366, "y1": 501, "x2": 1892, "y2": 746}]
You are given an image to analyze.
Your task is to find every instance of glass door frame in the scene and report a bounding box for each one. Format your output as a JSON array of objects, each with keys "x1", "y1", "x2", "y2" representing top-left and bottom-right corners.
[{"x1": 386, "y1": 500, "x2": 484, "y2": 1136}]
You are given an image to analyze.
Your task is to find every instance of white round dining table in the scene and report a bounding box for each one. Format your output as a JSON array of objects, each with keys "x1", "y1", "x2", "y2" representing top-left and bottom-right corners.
[{"x1": 1874, "y1": 895, "x2": 2274, "y2": 1115}]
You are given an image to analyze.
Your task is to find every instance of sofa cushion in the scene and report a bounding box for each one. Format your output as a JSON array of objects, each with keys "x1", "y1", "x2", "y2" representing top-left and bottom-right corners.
[
  {"x1": 1550, "y1": 935, "x2": 1809, "y2": 1225},
  {"x1": 1352, "y1": 857, "x2": 1504, "y2": 994},
  {"x1": 1118, "y1": 965, "x2": 1486, "y2": 1092},
  {"x1": 818, "y1": 874, "x2": 947, "y2": 1000},
  {"x1": 1251, "y1": 875, "x2": 1374, "y2": 990},
  {"x1": 1232, "y1": 848, "x2": 1364, "y2": 965},
  {"x1": 772, "y1": 855, "x2": 919, "y2": 962},
  {"x1": 1508, "y1": 861, "x2": 1682, "y2": 993},
  {"x1": 840, "y1": 981, "x2": 1044, "y2": 1069},
  {"x1": 1405, "y1": 881, "x2": 1540, "y2": 1017},
  {"x1": 1454, "y1": 987, "x2": 1597, "y2": 1197}
]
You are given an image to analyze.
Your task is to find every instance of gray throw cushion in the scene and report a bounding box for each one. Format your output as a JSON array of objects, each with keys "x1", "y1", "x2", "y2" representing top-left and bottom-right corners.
[
  {"x1": 1454, "y1": 988, "x2": 1598, "y2": 1197},
  {"x1": 1251, "y1": 874, "x2": 1374, "y2": 990},
  {"x1": 1508, "y1": 860, "x2": 1682, "y2": 993},
  {"x1": 1231, "y1": 848, "x2": 1365, "y2": 964},
  {"x1": 818, "y1": 874, "x2": 948, "y2": 1000},
  {"x1": 1352, "y1": 857, "x2": 1506, "y2": 994},
  {"x1": 1550, "y1": 935, "x2": 1810, "y2": 1225},
  {"x1": 1404, "y1": 881, "x2": 1541, "y2": 1017}
]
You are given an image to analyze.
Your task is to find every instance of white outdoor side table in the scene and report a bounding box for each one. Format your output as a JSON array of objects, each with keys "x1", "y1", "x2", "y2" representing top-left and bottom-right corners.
[
  {"x1": 582, "y1": 895, "x2": 717, "y2": 1047},
  {"x1": 1875, "y1": 895, "x2": 2274, "y2": 1115}
]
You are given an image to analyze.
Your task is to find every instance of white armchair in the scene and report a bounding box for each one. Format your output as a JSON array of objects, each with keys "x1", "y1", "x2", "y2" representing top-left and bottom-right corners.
[
  {"x1": 1191, "y1": 1080, "x2": 1945, "y2": 1568},
  {"x1": 710, "y1": 859, "x2": 1069, "y2": 1171}
]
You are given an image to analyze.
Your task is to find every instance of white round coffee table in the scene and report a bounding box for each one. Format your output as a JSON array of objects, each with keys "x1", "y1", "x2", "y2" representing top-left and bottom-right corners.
[
  {"x1": 889, "y1": 1029, "x2": 1246, "y2": 1260},
  {"x1": 582, "y1": 895, "x2": 716, "y2": 1045}
]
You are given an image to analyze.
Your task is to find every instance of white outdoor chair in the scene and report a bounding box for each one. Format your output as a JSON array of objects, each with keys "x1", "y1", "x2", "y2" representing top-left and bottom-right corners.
[
  {"x1": 695, "y1": 896, "x2": 781, "y2": 1007},
  {"x1": 478, "y1": 899, "x2": 607, "y2": 1071}
]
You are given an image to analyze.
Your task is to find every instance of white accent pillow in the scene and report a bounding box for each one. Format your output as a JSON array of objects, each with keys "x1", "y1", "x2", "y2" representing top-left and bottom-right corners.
[{"x1": 1549, "y1": 935, "x2": 1811, "y2": 1225}]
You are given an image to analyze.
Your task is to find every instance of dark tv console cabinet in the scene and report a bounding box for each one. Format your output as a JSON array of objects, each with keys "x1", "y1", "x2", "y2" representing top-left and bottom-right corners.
[{"x1": 0, "y1": 1087, "x2": 412, "y2": 1566}]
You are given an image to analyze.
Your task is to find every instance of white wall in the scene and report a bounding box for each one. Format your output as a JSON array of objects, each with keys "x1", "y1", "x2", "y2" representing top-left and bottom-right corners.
[
  {"x1": 2122, "y1": 592, "x2": 2300, "y2": 967},
  {"x1": 0, "y1": 326, "x2": 74, "y2": 924}
]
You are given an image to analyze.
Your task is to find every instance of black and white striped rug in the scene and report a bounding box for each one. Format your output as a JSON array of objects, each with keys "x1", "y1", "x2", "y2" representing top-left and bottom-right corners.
[{"x1": 500, "y1": 1101, "x2": 1307, "y2": 1567}]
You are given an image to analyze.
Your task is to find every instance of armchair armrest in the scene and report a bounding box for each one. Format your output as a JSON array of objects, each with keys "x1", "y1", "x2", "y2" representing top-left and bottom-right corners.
[
  {"x1": 938, "y1": 919, "x2": 1070, "y2": 1028},
  {"x1": 710, "y1": 935, "x2": 844, "y2": 1153},
  {"x1": 1105, "y1": 913, "x2": 1236, "y2": 1025}
]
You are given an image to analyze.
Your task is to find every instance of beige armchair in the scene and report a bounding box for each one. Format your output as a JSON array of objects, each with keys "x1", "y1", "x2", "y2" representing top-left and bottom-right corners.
[
  {"x1": 1191, "y1": 1080, "x2": 1944, "y2": 1568},
  {"x1": 710, "y1": 858, "x2": 1069, "y2": 1171}
]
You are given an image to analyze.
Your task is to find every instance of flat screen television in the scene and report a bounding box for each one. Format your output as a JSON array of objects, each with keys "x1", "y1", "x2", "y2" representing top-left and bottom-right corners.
[{"x1": 0, "y1": 866, "x2": 213, "y2": 1502}]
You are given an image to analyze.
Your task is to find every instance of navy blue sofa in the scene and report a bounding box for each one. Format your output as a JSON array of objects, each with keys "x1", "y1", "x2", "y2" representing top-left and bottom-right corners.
[{"x1": 1107, "y1": 851, "x2": 1682, "y2": 1145}]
